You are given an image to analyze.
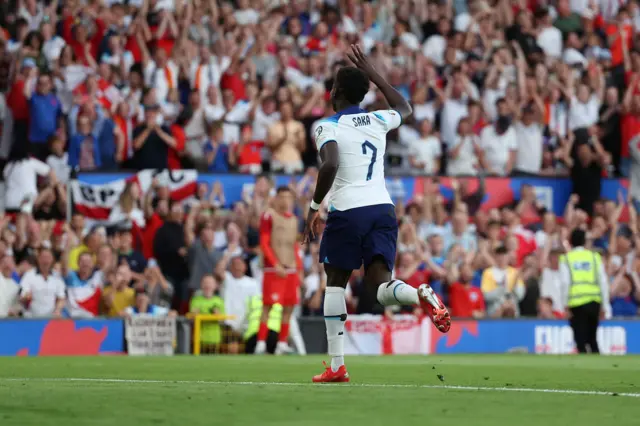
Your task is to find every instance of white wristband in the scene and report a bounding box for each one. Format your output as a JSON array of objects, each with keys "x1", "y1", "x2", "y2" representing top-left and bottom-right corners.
[{"x1": 310, "y1": 200, "x2": 321, "y2": 211}]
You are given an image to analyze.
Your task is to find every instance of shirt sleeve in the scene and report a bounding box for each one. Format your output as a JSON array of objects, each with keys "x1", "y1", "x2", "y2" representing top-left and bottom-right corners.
[
  {"x1": 314, "y1": 121, "x2": 338, "y2": 151},
  {"x1": 372, "y1": 109, "x2": 402, "y2": 131},
  {"x1": 56, "y1": 279, "x2": 66, "y2": 299},
  {"x1": 559, "y1": 261, "x2": 571, "y2": 309},
  {"x1": 31, "y1": 158, "x2": 51, "y2": 176},
  {"x1": 259, "y1": 212, "x2": 279, "y2": 268}
]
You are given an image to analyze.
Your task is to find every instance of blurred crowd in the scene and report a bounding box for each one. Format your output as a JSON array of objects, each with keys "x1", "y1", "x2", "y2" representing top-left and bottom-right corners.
[{"x1": 1, "y1": 0, "x2": 640, "y2": 339}]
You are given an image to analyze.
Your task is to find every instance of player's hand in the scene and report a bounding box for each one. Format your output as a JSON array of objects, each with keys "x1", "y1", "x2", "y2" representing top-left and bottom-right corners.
[
  {"x1": 346, "y1": 44, "x2": 378, "y2": 80},
  {"x1": 303, "y1": 208, "x2": 320, "y2": 246},
  {"x1": 275, "y1": 263, "x2": 287, "y2": 278}
]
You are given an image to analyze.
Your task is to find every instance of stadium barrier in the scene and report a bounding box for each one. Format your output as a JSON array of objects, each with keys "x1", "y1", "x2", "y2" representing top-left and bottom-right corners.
[
  {"x1": 77, "y1": 172, "x2": 632, "y2": 221},
  {"x1": 1, "y1": 316, "x2": 638, "y2": 356}
]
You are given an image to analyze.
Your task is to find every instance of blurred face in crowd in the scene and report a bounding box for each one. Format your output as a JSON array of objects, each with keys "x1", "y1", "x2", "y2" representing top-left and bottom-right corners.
[
  {"x1": 428, "y1": 235, "x2": 444, "y2": 257},
  {"x1": 398, "y1": 252, "x2": 415, "y2": 268},
  {"x1": 230, "y1": 256, "x2": 246, "y2": 278},
  {"x1": 0, "y1": 252, "x2": 15, "y2": 277},
  {"x1": 275, "y1": 189, "x2": 294, "y2": 214},
  {"x1": 501, "y1": 207, "x2": 517, "y2": 227},
  {"x1": 78, "y1": 252, "x2": 94, "y2": 278},
  {"x1": 97, "y1": 245, "x2": 113, "y2": 270},
  {"x1": 135, "y1": 292, "x2": 149, "y2": 309},
  {"x1": 119, "y1": 231, "x2": 133, "y2": 251},
  {"x1": 115, "y1": 264, "x2": 131, "y2": 287},
  {"x1": 451, "y1": 211, "x2": 467, "y2": 233},
  {"x1": 189, "y1": 90, "x2": 201, "y2": 108},
  {"x1": 457, "y1": 117, "x2": 470, "y2": 136},
  {"x1": 459, "y1": 263, "x2": 474, "y2": 283},
  {"x1": 36, "y1": 75, "x2": 52, "y2": 95},
  {"x1": 156, "y1": 199, "x2": 169, "y2": 218},
  {"x1": 577, "y1": 84, "x2": 591, "y2": 103},
  {"x1": 37, "y1": 249, "x2": 54, "y2": 273},
  {"x1": 419, "y1": 119, "x2": 432, "y2": 137},
  {"x1": 280, "y1": 102, "x2": 294, "y2": 121},
  {"x1": 495, "y1": 251, "x2": 509, "y2": 269},
  {"x1": 222, "y1": 89, "x2": 235, "y2": 109},
  {"x1": 170, "y1": 203, "x2": 184, "y2": 223},
  {"x1": 201, "y1": 275, "x2": 218, "y2": 297},
  {"x1": 78, "y1": 115, "x2": 92, "y2": 136},
  {"x1": 200, "y1": 221, "x2": 214, "y2": 245},
  {"x1": 71, "y1": 213, "x2": 85, "y2": 233}
]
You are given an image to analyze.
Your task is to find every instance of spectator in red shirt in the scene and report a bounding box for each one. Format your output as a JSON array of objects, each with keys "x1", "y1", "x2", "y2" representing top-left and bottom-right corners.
[
  {"x1": 168, "y1": 108, "x2": 190, "y2": 170},
  {"x1": 449, "y1": 263, "x2": 486, "y2": 318},
  {"x1": 6, "y1": 59, "x2": 35, "y2": 159},
  {"x1": 234, "y1": 124, "x2": 263, "y2": 174},
  {"x1": 395, "y1": 251, "x2": 429, "y2": 289},
  {"x1": 620, "y1": 74, "x2": 640, "y2": 176}
]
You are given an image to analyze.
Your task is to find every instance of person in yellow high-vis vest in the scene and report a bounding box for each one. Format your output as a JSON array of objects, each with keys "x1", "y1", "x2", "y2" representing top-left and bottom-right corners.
[
  {"x1": 560, "y1": 229, "x2": 612, "y2": 354},
  {"x1": 244, "y1": 295, "x2": 283, "y2": 354}
]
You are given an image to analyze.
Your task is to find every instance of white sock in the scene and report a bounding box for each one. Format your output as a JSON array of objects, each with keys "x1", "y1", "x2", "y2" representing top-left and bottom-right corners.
[
  {"x1": 324, "y1": 286, "x2": 346, "y2": 372},
  {"x1": 377, "y1": 280, "x2": 419, "y2": 306}
]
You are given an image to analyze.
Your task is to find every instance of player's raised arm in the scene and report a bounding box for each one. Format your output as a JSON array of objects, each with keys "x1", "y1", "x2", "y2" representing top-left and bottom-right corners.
[{"x1": 346, "y1": 44, "x2": 413, "y2": 122}]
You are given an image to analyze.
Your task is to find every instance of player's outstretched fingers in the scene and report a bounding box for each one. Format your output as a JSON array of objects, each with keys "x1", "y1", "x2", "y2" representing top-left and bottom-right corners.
[{"x1": 346, "y1": 52, "x2": 357, "y2": 66}]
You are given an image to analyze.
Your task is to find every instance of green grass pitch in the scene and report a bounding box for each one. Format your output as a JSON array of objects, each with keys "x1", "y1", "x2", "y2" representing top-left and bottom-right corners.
[{"x1": 0, "y1": 355, "x2": 639, "y2": 426}]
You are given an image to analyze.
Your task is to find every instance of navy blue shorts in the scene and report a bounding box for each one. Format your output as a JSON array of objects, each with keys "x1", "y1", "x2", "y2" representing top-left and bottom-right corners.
[{"x1": 319, "y1": 204, "x2": 398, "y2": 272}]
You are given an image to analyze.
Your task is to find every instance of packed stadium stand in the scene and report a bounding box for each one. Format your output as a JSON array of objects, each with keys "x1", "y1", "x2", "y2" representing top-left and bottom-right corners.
[{"x1": 0, "y1": 0, "x2": 639, "y2": 356}]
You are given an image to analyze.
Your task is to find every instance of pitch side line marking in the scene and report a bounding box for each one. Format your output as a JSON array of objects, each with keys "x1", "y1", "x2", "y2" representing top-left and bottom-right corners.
[{"x1": 1, "y1": 378, "x2": 638, "y2": 398}]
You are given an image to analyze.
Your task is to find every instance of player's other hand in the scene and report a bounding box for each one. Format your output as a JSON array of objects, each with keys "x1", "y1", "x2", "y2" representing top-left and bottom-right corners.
[
  {"x1": 275, "y1": 263, "x2": 287, "y2": 278},
  {"x1": 303, "y1": 208, "x2": 320, "y2": 246},
  {"x1": 346, "y1": 44, "x2": 377, "y2": 79}
]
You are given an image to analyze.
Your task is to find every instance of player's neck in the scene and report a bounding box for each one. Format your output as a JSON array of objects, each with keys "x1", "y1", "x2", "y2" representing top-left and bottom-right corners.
[{"x1": 333, "y1": 101, "x2": 360, "y2": 113}]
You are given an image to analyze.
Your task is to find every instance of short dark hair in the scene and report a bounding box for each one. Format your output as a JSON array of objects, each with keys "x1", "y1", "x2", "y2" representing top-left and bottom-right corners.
[
  {"x1": 335, "y1": 66, "x2": 369, "y2": 105},
  {"x1": 276, "y1": 186, "x2": 292, "y2": 194},
  {"x1": 570, "y1": 229, "x2": 587, "y2": 247}
]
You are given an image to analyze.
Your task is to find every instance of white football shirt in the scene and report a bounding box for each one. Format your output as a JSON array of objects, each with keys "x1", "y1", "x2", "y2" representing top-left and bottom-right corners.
[{"x1": 314, "y1": 106, "x2": 400, "y2": 211}]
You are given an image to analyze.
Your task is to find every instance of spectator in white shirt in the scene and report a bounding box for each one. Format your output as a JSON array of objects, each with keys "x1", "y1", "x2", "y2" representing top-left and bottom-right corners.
[
  {"x1": 535, "y1": 7, "x2": 563, "y2": 59},
  {"x1": 0, "y1": 250, "x2": 19, "y2": 317},
  {"x1": 3, "y1": 156, "x2": 56, "y2": 213},
  {"x1": 20, "y1": 247, "x2": 66, "y2": 317},
  {"x1": 539, "y1": 248, "x2": 565, "y2": 318},
  {"x1": 215, "y1": 250, "x2": 260, "y2": 352},
  {"x1": 142, "y1": 45, "x2": 179, "y2": 103},
  {"x1": 514, "y1": 101, "x2": 545, "y2": 174},
  {"x1": 567, "y1": 68, "x2": 605, "y2": 132},
  {"x1": 189, "y1": 43, "x2": 230, "y2": 102},
  {"x1": 447, "y1": 117, "x2": 482, "y2": 176},
  {"x1": 479, "y1": 99, "x2": 517, "y2": 176},
  {"x1": 441, "y1": 73, "x2": 475, "y2": 145},
  {"x1": 45, "y1": 136, "x2": 70, "y2": 185},
  {"x1": 408, "y1": 119, "x2": 442, "y2": 175}
]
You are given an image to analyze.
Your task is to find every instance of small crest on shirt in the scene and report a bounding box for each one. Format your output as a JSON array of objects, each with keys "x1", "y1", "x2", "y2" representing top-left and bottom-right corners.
[{"x1": 315, "y1": 126, "x2": 323, "y2": 138}]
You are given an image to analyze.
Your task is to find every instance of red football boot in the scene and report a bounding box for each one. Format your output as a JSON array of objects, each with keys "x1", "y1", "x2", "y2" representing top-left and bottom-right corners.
[
  {"x1": 418, "y1": 284, "x2": 451, "y2": 333},
  {"x1": 312, "y1": 362, "x2": 350, "y2": 383}
]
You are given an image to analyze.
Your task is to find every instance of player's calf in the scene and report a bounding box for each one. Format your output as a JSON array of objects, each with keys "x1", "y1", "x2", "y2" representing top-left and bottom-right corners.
[{"x1": 376, "y1": 279, "x2": 420, "y2": 306}]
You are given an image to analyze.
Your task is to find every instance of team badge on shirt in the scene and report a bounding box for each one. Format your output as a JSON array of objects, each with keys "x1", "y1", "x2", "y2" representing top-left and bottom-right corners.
[{"x1": 315, "y1": 126, "x2": 323, "y2": 138}]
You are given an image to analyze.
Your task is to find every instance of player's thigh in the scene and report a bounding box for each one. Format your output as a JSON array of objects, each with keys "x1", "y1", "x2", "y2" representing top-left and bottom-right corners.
[
  {"x1": 282, "y1": 273, "x2": 300, "y2": 307},
  {"x1": 319, "y1": 209, "x2": 363, "y2": 271},
  {"x1": 324, "y1": 264, "x2": 353, "y2": 288},
  {"x1": 362, "y1": 204, "x2": 398, "y2": 278},
  {"x1": 262, "y1": 272, "x2": 286, "y2": 306}
]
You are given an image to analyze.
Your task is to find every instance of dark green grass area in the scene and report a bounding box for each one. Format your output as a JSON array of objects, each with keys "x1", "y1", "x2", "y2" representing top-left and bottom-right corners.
[{"x1": 0, "y1": 355, "x2": 639, "y2": 426}]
